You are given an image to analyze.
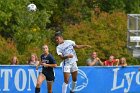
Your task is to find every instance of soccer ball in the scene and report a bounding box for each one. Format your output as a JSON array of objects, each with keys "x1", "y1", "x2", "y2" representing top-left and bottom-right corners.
[{"x1": 27, "y1": 3, "x2": 37, "y2": 11}]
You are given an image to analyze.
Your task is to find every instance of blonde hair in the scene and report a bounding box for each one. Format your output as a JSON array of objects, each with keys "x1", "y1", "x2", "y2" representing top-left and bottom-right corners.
[
  {"x1": 118, "y1": 57, "x2": 127, "y2": 66},
  {"x1": 11, "y1": 56, "x2": 19, "y2": 65},
  {"x1": 42, "y1": 45, "x2": 48, "y2": 49},
  {"x1": 28, "y1": 53, "x2": 38, "y2": 64}
]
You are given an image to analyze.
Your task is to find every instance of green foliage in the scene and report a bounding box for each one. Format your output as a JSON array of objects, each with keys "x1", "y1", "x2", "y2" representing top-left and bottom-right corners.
[
  {"x1": 0, "y1": 0, "x2": 140, "y2": 65},
  {"x1": 0, "y1": 36, "x2": 18, "y2": 64},
  {"x1": 0, "y1": 0, "x2": 55, "y2": 64},
  {"x1": 90, "y1": 0, "x2": 140, "y2": 13},
  {"x1": 0, "y1": 0, "x2": 54, "y2": 54},
  {"x1": 124, "y1": 0, "x2": 140, "y2": 13},
  {"x1": 63, "y1": 12, "x2": 139, "y2": 65},
  {"x1": 96, "y1": 0, "x2": 125, "y2": 12}
]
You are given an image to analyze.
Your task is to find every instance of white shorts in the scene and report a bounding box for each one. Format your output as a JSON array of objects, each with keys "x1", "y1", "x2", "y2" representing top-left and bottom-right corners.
[{"x1": 62, "y1": 62, "x2": 78, "y2": 73}]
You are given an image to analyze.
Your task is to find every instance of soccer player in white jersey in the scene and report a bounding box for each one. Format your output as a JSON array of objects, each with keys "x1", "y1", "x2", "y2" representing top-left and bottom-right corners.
[{"x1": 55, "y1": 33, "x2": 91, "y2": 93}]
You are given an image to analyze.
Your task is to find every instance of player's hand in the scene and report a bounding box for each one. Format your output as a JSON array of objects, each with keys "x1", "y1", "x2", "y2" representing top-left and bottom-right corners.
[
  {"x1": 96, "y1": 57, "x2": 100, "y2": 61},
  {"x1": 86, "y1": 45, "x2": 92, "y2": 48},
  {"x1": 41, "y1": 62, "x2": 46, "y2": 66},
  {"x1": 67, "y1": 54, "x2": 73, "y2": 58}
]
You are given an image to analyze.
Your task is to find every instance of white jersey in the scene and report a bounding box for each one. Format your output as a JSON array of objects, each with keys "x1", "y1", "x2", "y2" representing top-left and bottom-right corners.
[{"x1": 56, "y1": 40, "x2": 78, "y2": 64}]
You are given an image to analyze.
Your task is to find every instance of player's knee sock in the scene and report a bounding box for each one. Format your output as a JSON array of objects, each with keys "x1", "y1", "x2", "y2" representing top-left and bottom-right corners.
[
  {"x1": 62, "y1": 82, "x2": 68, "y2": 93},
  {"x1": 35, "y1": 87, "x2": 40, "y2": 93},
  {"x1": 71, "y1": 81, "x2": 77, "y2": 92}
]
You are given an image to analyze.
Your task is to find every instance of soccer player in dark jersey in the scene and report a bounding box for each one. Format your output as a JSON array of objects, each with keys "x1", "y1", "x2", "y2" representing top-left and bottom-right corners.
[{"x1": 35, "y1": 45, "x2": 57, "y2": 93}]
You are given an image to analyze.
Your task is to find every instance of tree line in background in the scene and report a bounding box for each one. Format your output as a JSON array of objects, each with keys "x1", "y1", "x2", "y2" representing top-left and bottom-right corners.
[{"x1": 0, "y1": 0, "x2": 140, "y2": 65}]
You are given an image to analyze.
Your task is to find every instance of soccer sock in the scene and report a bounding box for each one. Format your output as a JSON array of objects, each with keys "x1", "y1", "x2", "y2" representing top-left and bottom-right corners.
[
  {"x1": 62, "y1": 82, "x2": 68, "y2": 93},
  {"x1": 35, "y1": 87, "x2": 40, "y2": 93},
  {"x1": 71, "y1": 81, "x2": 77, "y2": 92}
]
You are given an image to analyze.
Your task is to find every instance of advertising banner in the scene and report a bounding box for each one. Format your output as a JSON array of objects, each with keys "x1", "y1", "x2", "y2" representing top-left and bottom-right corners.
[{"x1": 0, "y1": 66, "x2": 140, "y2": 93}]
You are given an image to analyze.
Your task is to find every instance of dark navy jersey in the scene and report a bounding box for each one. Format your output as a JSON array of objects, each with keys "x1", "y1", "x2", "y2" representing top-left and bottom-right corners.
[{"x1": 40, "y1": 53, "x2": 56, "y2": 80}]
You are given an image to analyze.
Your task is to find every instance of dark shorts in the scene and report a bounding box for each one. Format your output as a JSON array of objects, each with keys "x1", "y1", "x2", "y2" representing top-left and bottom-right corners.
[{"x1": 42, "y1": 71, "x2": 55, "y2": 81}]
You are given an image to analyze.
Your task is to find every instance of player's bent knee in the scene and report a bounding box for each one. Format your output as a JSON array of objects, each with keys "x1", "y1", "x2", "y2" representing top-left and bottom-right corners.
[
  {"x1": 36, "y1": 81, "x2": 41, "y2": 87},
  {"x1": 64, "y1": 77, "x2": 69, "y2": 84}
]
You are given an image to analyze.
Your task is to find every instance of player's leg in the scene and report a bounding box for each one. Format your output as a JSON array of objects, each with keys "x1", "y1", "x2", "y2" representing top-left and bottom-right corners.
[
  {"x1": 35, "y1": 73, "x2": 46, "y2": 93},
  {"x1": 70, "y1": 62, "x2": 78, "y2": 93},
  {"x1": 62, "y1": 72, "x2": 70, "y2": 93},
  {"x1": 62, "y1": 65, "x2": 71, "y2": 93},
  {"x1": 71, "y1": 71, "x2": 77, "y2": 93},
  {"x1": 47, "y1": 81, "x2": 54, "y2": 93}
]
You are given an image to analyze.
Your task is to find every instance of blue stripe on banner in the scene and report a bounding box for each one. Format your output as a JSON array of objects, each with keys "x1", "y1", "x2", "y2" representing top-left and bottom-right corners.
[{"x1": 0, "y1": 65, "x2": 140, "y2": 93}]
